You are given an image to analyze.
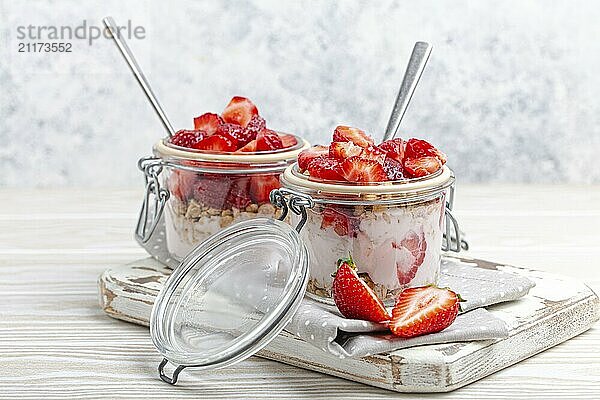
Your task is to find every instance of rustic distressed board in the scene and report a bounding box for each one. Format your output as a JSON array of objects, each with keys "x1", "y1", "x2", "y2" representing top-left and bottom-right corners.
[{"x1": 99, "y1": 255, "x2": 599, "y2": 393}]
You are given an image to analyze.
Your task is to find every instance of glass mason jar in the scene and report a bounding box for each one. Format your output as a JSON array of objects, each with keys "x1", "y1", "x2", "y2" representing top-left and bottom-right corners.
[
  {"x1": 135, "y1": 135, "x2": 310, "y2": 263},
  {"x1": 279, "y1": 163, "x2": 462, "y2": 304}
]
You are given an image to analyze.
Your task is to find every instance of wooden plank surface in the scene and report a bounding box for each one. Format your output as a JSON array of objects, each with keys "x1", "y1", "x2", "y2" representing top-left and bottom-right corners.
[{"x1": 1, "y1": 186, "x2": 599, "y2": 399}]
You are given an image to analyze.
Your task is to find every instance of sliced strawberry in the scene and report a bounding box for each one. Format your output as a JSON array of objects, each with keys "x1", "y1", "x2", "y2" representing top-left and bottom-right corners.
[
  {"x1": 243, "y1": 115, "x2": 266, "y2": 142},
  {"x1": 405, "y1": 138, "x2": 447, "y2": 164},
  {"x1": 379, "y1": 138, "x2": 406, "y2": 163},
  {"x1": 222, "y1": 96, "x2": 259, "y2": 127},
  {"x1": 339, "y1": 157, "x2": 388, "y2": 182},
  {"x1": 359, "y1": 145, "x2": 387, "y2": 164},
  {"x1": 279, "y1": 133, "x2": 299, "y2": 148},
  {"x1": 167, "y1": 169, "x2": 197, "y2": 201},
  {"x1": 306, "y1": 156, "x2": 344, "y2": 181},
  {"x1": 194, "y1": 134, "x2": 237, "y2": 152},
  {"x1": 383, "y1": 157, "x2": 405, "y2": 181},
  {"x1": 390, "y1": 286, "x2": 461, "y2": 338},
  {"x1": 256, "y1": 129, "x2": 283, "y2": 151},
  {"x1": 193, "y1": 113, "x2": 223, "y2": 136},
  {"x1": 320, "y1": 206, "x2": 358, "y2": 237},
  {"x1": 392, "y1": 230, "x2": 427, "y2": 285},
  {"x1": 192, "y1": 175, "x2": 232, "y2": 208},
  {"x1": 216, "y1": 123, "x2": 247, "y2": 147},
  {"x1": 170, "y1": 129, "x2": 204, "y2": 148},
  {"x1": 225, "y1": 177, "x2": 252, "y2": 209},
  {"x1": 332, "y1": 256, "x2": 391, "y2": 323},
  {"x1": 329, "y1": 141, "x2": 363, "y2": 159},
  {"x1": 236, "y1": 139, "x2": 257, "y2": 153},
  {"x1": 297, "y1": 145, "x2": 329, "y2": 171},
  {"x1": 249, "y1": 174, "x2": 280, "y2": 204},
  {"x1": 403, "y1": 156, "x2": 442, "y2": 178},
  {"x1": 332, "y1": 126, "x2": 375, "y2": 148}
]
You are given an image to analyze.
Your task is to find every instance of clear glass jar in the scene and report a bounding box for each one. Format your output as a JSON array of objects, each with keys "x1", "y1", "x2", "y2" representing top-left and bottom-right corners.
[
  {"x1": 136, "y1": 135, "x2": 310, "y2": 262},
  {"x1": 279, "y1": 163, "x2": 459, "y2": 304}
]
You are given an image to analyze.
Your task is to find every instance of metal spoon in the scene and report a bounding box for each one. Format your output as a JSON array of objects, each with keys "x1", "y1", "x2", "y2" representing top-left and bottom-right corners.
[
  {"x1": 382, "y1": 42, "x2": 432, "y2": 142},
  {"x1": 103, "y1": 16, "x2": 176, "y2": 137}
]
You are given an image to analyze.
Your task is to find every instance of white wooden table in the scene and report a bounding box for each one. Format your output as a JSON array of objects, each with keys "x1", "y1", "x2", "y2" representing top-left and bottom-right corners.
[{"x1": 1, "y1": 186, "x2": 599, "y2": 399}]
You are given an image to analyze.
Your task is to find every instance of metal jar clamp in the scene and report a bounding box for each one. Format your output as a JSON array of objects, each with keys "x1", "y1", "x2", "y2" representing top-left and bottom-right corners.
[{"x1": 135, "y1": 157, "x2": 169, "y2": 244}]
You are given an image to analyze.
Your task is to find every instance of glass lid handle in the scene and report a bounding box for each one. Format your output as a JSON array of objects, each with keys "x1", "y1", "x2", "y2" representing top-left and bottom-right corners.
[
  {"x1": 158, "y1": 358, "x2": 186, "y2": 385},
  {"x1": 135, "y1": 157, "x2": 169, "y2": 243},
  {"x1": 270, "y1": 188, "x2": 314, "y2": 233}
]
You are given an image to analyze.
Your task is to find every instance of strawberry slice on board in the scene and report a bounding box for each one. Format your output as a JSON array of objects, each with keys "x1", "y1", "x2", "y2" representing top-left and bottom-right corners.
[
  {"x1": 379, "y1": 138, "x2": 406, "y2": 163},
  {"x1": 389, "y1": 286, "x2": 462, "y2": 338},
  {"x1": 222, "y1": 96, "x2": 259, "y2": 127},
  {"x1": 403, "y1": 156, "x2": 442, "y2": 178},
  {"x1": 393, "y1": 230, "x2": 427, "y2": 285},
  {"x1": 320, "y1": 206, "x2": 358, "y2": 237},
  {"x1": 249, "y1": 174, "x2": 280, "y2": 205},
  {"x1": 193, "y1": 113, "x2": 223, "y2": 136},
  {"x1": 170, "y1": 129, "x2": 205, "y2": 148},
  {"x1": 329, "y1": 141, "x2": 363, "y2": 159},
  {"x1": 256, "y1": 129, "x2": 284, "y2": 151},
  {"x1": 297, "y1": 145, "x2": 329, "y2": 171},
  {"x1": 339, "y1": 156, "x2": 388, "y2": 183},
  {"x1": 332, "y1": 125, "x2": 375, "y2": 148},
  {"x1": 404, "y1": 138, "x2": 447, "y2": 165},
  {"x1": 194, "y1": 134, "x2": 237, "y2": 152},
  {"x1": 332, "y1": 256, "x2": 391, "y2": 323},
  {"x1": 279, "y1": 133, "x2": 299, "y2": 148},
  {"x1": 306, "y1": 156, "x2": 345, "y2": 181}
]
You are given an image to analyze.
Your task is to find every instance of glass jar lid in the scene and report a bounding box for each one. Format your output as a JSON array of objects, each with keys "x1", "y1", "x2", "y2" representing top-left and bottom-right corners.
[{"x1": 150, "y1": 217, "x2": 308, "y2": 384}]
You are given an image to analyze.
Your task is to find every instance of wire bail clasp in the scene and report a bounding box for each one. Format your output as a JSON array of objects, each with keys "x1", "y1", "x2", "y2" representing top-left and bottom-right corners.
[
  {"x1": 135, "y1": 157, "x2": 170, "y2": 243},
  {"x1": 270, "y1": 188, "x2": 314, "y2": 233},
  {"x1": 443, "y1": 184, "x2": 468, "y2": 252}
]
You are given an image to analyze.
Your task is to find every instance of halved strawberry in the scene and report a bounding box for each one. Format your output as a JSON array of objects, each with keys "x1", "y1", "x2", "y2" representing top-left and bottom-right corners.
[
  {"x1": 320, "y1": 206, "x2": 358, "y2": 237},
  {"x1": 225, "y1": 177, "x2": 252, "y2": 209},
  {"x1": 243, "y1": 115, "x2": 266, "y2": 142},
  {"x1": 170, "y1": 129, "x2": 204, "y2": 148},
  {"x1": 393, "y1": 230, "x2": 427, "y2": 285},
  {"x1": 405, "y1": 138, "x2": 447, "y2": 164},
  {"x1": 193, "y1": 113, "x2": 223, "y2": 136},
  {"x1": 389, "y1": 286, "x2": 462, "y2": 338},
  {"x1": 306, "y1": 156, "x2": 344, "y2": 181},
  {"x1": 339, "y1": 157, "x2": 388, "y2": 182},
  {"x1": 379, "y1": 138, "x2": 406, "y2": 163},
  {"x1": 222, "y1": 96, "x2": 259, "y2": 127},
  {"x1": 236, "y1": 139, "x2": 257, "y2": 153},
  {"x1": 249, "y1": 174, "x2": 280, "y2": 204},
  {"x1": 298, "y1": 145, "x2": 329, "y2": 171},
  {"x1": 403, "y1": 156, "x2": 442, "y2": 178},
  {"x1": 383, "y1": 157, "x2": 405, "y2": 180},
  {"x1": 332, "y1": 256, "x2": 391, "y2": 323},
  {"x1": 359, "y1": 146, "x2": 387, "y2": 164},
  {"x1": 279, "y1": 133, "x2": 299, "y2": 148},
  {"x1": 332, "y1": 126, "x2": 375, "y2": 148},
  {"x1": 194, "y1": 134, "x2": 237, "y2": 152},
  {"x1": 329, "y1": 141, "x2": 363, "y2": 159},
  {"x1": 256, "y1": 129, "x2": 283, "y2": 151}
]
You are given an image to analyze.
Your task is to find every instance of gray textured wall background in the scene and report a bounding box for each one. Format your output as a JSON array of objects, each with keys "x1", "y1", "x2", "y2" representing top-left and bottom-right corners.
[{"x1": 1, "y1": 0, "x2": 599, "y2": 187}]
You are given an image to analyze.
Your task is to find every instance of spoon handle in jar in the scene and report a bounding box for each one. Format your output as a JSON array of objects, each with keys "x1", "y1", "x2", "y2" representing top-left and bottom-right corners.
[
  {"x1": 103, "y1": 16, "x2": 176, "y2": 137},
  {"x1": 382, "y1": 42, "x2": 432, "y2": 142}
]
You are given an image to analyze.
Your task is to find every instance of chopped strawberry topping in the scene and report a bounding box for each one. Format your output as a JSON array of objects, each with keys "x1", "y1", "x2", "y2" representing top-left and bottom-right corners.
[
  {"x1": 332, "y1": 126, "x2": 375, "y2": 148},
  {"x1": 321, "y1": 206, "x2": 358, "y2": 237},
  {"x1": 236, "y1": 139, "x2": 257, "y2": 153},
  {"x1": 403, "y1": 156, "x2": 442, "y2": 178},
  {"x1": 298, "y1": 145, "x2": 329, "y2": 171},
  {"x1": 383, "y1": 157, "x2": 405, "y2": 180},
  {"x1": 215, "y1": 123, "x2": 245, "y2": 147},
  {"x1": 405, "y1": 138, "x2": 447, "y2": 164},
  {"x1": 379, "y1": 138, "x2": 405, "y2": 163},
  {"x1": 329, "y1": 141, "x2": 363, "y2": 159},
  {"x1": 243, "y1": 115, "x2": 266, "y2": 142},
  {"x1": 170, "y1": 129, "x2": 204, "y2": 148},
  {"x1": 359, "y1": 146, "x2": 387, "y2": 164},
  {"x1": 339, "y1": 157, "x2": 388, "y2": 182},
  {"x1": 249, "y1": 174, "x2": 280, "y2": 204},
  {"x1": 193, "y1": 113, "x2": 223, "y2": 136},
  {"x1": 279, "y1": 133, "x2": 299, "y2": 148},
  {"x1": 222, "y1": 96, "x2": 259, "y2": 127},
  {"x1": 256, "y1": 129, "x2": 284, "y2": 151},
  {"x1": 194, "y1": 134, "x2": 237, "y2": 152},
  {"x1": 393, "y1": 230, "x2": 427, "y2": 285},
  {"x1": 306, "y1": 156, "x2": 345, "y2": 181}
]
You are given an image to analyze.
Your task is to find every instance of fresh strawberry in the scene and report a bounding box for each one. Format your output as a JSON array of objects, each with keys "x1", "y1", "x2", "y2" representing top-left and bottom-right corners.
[
  {"x1": 236, "y1": 139, "x2": 257, "y2": 153},
  {"x1": 392, "y1": 230, "x2": 427, "y2": 285},
  {"x1": 194, "y1": 134, "x2": 237, "y2": 152},
  {"x1": 329, "y1": 141, "x2": 363, "y2": 159},
  {"x1": 405, "y1": 138, "x2": 447, "y2": 164},
  {"x1": 225, "y1": 177, "x2": 252, "y2": 209},
  {"x1": 389, "y1": 286, "x2": 462, "y2": 338},
  {"x1": 359, "y1": 146, "x2": 387, "y2": 164},
  {"x1": 249, "y1": 174, "x2": 280, "y2": 204},
  {"x1": 256, "y1": 129, "x2": 283, "y2": 151},
  {"x1": 167, "y1": 169, "x2": 197, "y2": 201},
  {"x1": 339, "y1": 157, "x2": 388, "y2": 182},
  {"x1": 320, "y1": 206, "x2": 358, "y2": 237},
  {"x1": 332, "y1": 256, "x2": 391, "y2": 323},
  {"x1": 279, "y1": 133, "x2": 299, "y2": 148},
  {"x1": 170, "y1": 129, "x2": 204, "y2": 148},
  {"x1": 243, "y1": 115, "x2": 266, "y2": 141},
  {"x1": 192, "y1": 175, "x2": 231, "y2": 208},
  {"x1": 332, "y1": 126, "x2": 375, "y2": 148},
  {"x1": 383, "y1": 157, "x2": 405, "y2": 180},
  {"x1": 193, "y1": 113, "x2": 223, "y2": 136},
  {"x1": 403, "y1": 156, "x2": 442, "y2": 178},
  {"x1": 297, "y1": 145, "x2": 329, "y2": 171},
  {"x1": 379, "y1": 138, "x2": 405, "y2": 163},
  {"x1": 216, "y1": 123, "x2": 248, "y2": 147},
  {"x1": 306, "y1": 156, "x2": 345, "y2": 181},
  {"x1": 222, "y1": 96, "x2": 259, "y2": 127}
]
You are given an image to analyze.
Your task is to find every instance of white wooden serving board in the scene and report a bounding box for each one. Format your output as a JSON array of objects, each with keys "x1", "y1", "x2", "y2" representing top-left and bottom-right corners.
[{"x1": 98, "y1": 256, "x2": 599, "y2": 393}]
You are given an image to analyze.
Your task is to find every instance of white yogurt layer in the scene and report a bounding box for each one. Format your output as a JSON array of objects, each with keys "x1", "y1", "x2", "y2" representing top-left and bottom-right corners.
[{"x1": 297, "y1": 197, "x2": 444, "y2": 301}]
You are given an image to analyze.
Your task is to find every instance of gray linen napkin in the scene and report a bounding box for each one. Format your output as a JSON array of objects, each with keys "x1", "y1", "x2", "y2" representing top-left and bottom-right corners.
[{"x1": 285, "y1": 257, "x2": 535, "y2": 358}]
